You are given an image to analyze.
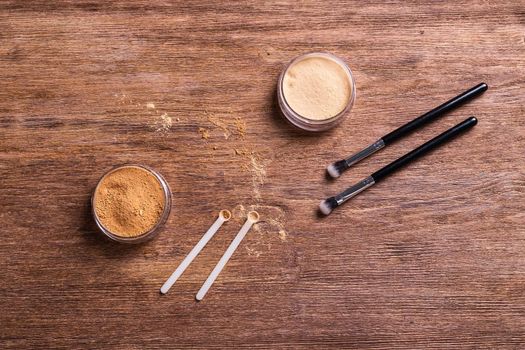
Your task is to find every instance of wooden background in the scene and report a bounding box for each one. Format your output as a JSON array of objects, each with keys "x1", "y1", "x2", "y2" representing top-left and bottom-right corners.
[{"x1": 1, "y1": 1, "x2": 524, "y2": 348}]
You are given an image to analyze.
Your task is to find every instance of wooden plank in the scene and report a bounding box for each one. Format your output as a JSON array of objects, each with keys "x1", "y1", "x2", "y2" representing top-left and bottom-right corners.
[{"x1": 0, "y1": 1, "x2": 524, "y2": 348}]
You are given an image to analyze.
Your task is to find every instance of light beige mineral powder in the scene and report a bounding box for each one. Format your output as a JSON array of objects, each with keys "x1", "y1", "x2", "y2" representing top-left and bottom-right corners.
[{"x1": 282, "y1": 56, "x2": 352, "y2": 120}]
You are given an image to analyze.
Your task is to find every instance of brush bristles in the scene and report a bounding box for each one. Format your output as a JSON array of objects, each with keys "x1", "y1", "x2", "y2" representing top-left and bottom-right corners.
[
  {"x1": 326, "y1": 160, "x2": 347, "y2": 178},
  {"x1": 319, "y1": 197, "x2": 338, "y2": 216}
]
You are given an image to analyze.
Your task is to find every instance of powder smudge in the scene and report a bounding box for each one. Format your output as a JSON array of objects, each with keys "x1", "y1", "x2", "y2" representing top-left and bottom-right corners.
[
  {"x1": 144, "y1": 102, "x2": 173, "y2": 133},
  {"x1": 154, "y1": 113, "x2": 172, "y2": 132},
  {"x1": 234, "y1": 147, "x2": 249, "y2": 156},
  {"x1": 204, "y1": 111, "x2": 247, "y2": 140},
  {"x1": 115, "y1": 93, "x2": 134, "y2": 105},
  {"x1": 250, "y1": 152, "x2": 267, "y2": 200},
  {"x1": 245, "y1": 246, "x2": 261, "y2": 258},
  {"x1": 207, "y1": 114, "x2": 231, "y2": 139},
  {"x1": 233, "y1": 204, "x2": 288, "y2": 246},
  {"x1": 234, "y1": 116, "x2": 247, "y2": 138},
  {"x1": 232, "y1": 148, "x2": 270, "y2": 200},
  {"x1": 198, "y1": 127, "x2": 210, "y2": 139}
]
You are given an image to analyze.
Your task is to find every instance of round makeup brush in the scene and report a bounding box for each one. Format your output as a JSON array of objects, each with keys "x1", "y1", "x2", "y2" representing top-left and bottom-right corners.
[
  {"x1": 327, "y1": 83, "x2": 487, "y2": 178},
  {"x1": 321, "y1": 116, "x2": 478, "y2": 215}
]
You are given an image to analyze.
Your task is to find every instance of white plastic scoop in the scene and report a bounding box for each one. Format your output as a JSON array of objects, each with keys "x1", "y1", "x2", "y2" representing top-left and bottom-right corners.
[
  {"x1": 196, "y1": 211, "x2": 259, "y2": 301},
  {"x1": 160, "y1": 210, "x2": 231, "y2": 295}
]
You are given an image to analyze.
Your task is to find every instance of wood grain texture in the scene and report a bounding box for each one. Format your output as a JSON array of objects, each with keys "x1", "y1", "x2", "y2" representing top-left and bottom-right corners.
[{"x1": 1, "y1": 1, "x2": 524, "y2": 348}]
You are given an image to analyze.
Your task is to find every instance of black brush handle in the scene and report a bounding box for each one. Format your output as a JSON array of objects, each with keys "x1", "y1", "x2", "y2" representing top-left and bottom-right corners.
[
  {"x1": 381, "y1": 83, "x2": 487, "y2": 145},
  {"x1": 372, "y1": 117, "x2": 477, "y2": 182}
]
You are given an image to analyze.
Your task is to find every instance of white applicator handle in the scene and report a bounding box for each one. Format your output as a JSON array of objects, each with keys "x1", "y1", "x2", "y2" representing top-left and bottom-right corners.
[
  {"x1": 160, "y1": 210, "x2": 231, "y2": 295},
  {"x1": 196, "y1": 211, "x2": 260, "y2": 301}
]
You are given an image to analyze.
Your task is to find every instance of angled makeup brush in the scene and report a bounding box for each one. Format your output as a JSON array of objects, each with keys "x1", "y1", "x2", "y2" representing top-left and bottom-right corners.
[
  {"x1": 327, "y1": 83, "x2": 487, "y2": 178},
  {"x1": 320, "y1": 116, "x2": 478, "y2": 215}
]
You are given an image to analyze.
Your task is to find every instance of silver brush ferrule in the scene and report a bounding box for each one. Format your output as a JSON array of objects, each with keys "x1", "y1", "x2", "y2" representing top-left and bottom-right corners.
[
  {"x1": 335, "y1": 176, "x2": 375, "y2": 205},
  {"x1": 344, "y1": 139, "x2": 385, "y2": 168}
]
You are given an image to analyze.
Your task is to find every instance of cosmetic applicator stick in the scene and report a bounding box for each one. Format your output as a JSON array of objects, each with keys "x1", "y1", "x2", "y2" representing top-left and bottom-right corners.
[
  {"x1": 196, "y1": 211, "x2": 260, "y2": 301},
  {"x1": 327, "y1": 83, "x2": 487, "y2": 178},
  {"x1": 320, "y1": 116, "x2": 478, "y2": 215},
  {"x1": 160, "y1": 210, "x2": 231, "y2": 295}
]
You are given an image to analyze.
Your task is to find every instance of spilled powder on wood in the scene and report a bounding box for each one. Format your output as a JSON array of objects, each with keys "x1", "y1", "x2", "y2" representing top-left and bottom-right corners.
[
  {"x1": 245, "y1": 246, "x2": 261, "y2": 258},
  {"x1": 234, "y1": 147, "x2": 249, "y2": 156},
  {"x1": 198, "y1": 127, "x2": 210, "y2": 139},
  {"x1": 206, "y1": 114, "x2": 231, "y2": 139},
  {"x1": 233, "y1": 204, "x2": 288, "y2": 248},
  {"x1": 201, "y1": 110, "x2": 267, "y2": 199},
  {"x1": 115, "y1": 93, "x2": 134, "y2": 105},
  {"x1": 152, "y1": 113, "x2": 172, "y2": 132},
  {"x1": 250, "y1": 152, "x2": 267, "y2": 200},
  {"x1": 234, "y1": 116, "x2": 247, "y2": 138},
  {"x1": 143, "y1": 102, "x2": 173, "y2": 133},
  {"x1": 232, "y1": 148, "x2": 271, "y2": 199},
  {"x1": 204, "y1": 111, "x2": 247, "y2": 140}
]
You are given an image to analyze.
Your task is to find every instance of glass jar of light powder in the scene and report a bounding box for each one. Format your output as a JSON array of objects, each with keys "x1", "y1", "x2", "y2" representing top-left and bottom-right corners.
[
  {"x1": 277, "y1": 52, "x2": 355, "y2": 132},
  {"x1": 91, "y1": 164, "x2": 172, "y2": 244}
]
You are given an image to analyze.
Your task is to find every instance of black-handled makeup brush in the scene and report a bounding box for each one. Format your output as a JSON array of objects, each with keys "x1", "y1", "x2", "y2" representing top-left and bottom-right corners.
[
  {"x1": 320, "y1": 116, "x2": 478, "y2": 215},
  {"x1": 327, "y1": 83, "x2": 487, "y2": 178}
]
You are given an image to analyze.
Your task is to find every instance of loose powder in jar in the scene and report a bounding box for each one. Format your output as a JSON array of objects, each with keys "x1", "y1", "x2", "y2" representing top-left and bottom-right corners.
[
  {"x1": 93, "y1": 166, "x2": 166, "y2": 237},
  {"x1": 282, "y1": 56, "x2": 352, "y2": 120}
]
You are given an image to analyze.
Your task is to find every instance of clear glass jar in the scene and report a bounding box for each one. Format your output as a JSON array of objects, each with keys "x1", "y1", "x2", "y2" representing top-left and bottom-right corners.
[
  {"x1": 277, "y1": 52, "x2": 356, "y2": 132},
  {"x1": 91, "y1": 164, "x2": 172, "y2": 244}
]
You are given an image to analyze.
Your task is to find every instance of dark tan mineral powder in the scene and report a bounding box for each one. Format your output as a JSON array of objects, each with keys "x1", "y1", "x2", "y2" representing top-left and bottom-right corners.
[{"x1": 93, "y1": 166, "x2": 165, "y2": 237}]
